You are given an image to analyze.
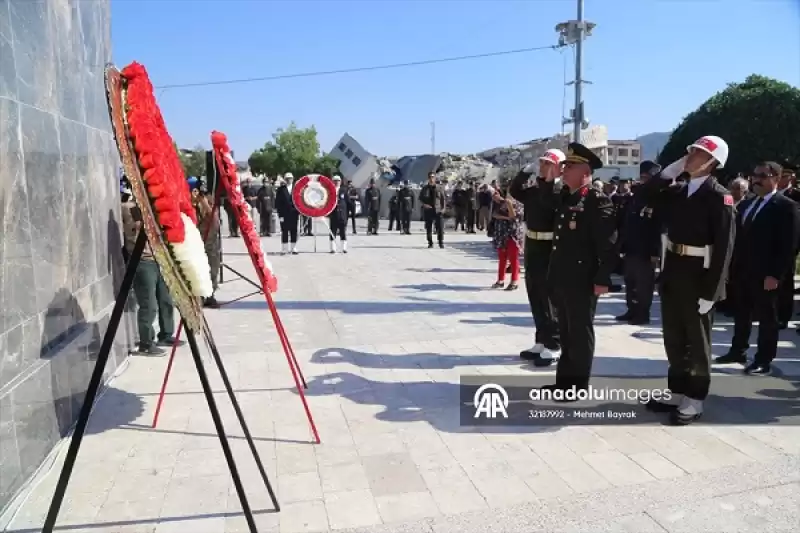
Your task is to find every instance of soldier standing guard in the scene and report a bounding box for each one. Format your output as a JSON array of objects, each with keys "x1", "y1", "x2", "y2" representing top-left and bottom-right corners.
[
  {"x1": 364, "y1": 178, "x2": 382, "y2": 235},
  {"x1": 643, "y1": 135, "x2": 735, "y2": 425},
  {"x1": 510, "y1": 148, "x2": 566, "y2": 366}
]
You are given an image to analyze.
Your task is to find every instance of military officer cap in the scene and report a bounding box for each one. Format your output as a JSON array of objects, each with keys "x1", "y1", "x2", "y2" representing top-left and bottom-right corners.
[
  {"x1": 639, "y1": 160, "x2": 661, "y2": 177},
  {"x1": 565, "y1": 142, "x2": 603, "y2": 171}
]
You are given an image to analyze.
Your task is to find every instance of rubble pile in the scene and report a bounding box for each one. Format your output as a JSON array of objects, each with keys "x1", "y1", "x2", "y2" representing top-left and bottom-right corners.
[{"x1": 374, "y1": 134, "x2": 571, "y2": 185}]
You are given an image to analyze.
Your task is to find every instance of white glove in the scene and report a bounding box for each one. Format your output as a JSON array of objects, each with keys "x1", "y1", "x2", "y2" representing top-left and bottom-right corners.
[
  {"x1": 279, "y1": 217, "x2": 284, "y2": 223},
  {"x1": 698, "y1": 298, "x2": 714, "y2": 315},
  {"x1": 523, "y1": 163, "x2": 537, "y2": 174},
  {"x1": 660, "y1": 156, "x2": 687, "y2": 180}
]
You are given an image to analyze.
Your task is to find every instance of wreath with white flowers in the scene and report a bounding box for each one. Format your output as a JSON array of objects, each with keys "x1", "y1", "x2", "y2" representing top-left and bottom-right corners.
[{"x1": 122, "y1": 62, "x2": 213, "y2": 298}]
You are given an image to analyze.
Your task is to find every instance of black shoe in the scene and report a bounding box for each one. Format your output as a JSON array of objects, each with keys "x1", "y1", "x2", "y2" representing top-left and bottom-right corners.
[
  {"x1": 779, "y1": 321, "x2": 789, "y2": 330},
  {"x1": 744, "y1": 362, "x2": 772, "y2": 375},
  {"x1": 504, "y1": 283, "x2": 519, "y2": 291},
  {"x1": 439, "y1": 243, "x2": 444, "y2": 249},
  {"x1": 292, "y1": 250, "x2": 299, "y2": 255},
  {"x1": 714, "y1": 351, "x2": 746, "y2": 364},
  {"x1": 533, "y1": 357, "x2": 554, "y2": 368},
  {"x1": 609, "y1": 284, "x2": 622, "y2": 292},
  {"x1": 615, "y1": 312, "x2": 632, "y2": 322},
  {"x1": 157, "y1": 336, "x2": 186, "y2": 347},
  {"x1": 491, "y1": 281, "x2": 504, "y2": 289},
  {"x1": 203, "y1": 296, "x2": 221, "y2": 309},
  {"x1": 428, "y1": 243, "x2": 434, "y2": 248},
  {"x1": 138, "y1": 344, "x2": 166, "y2": 356},
  {"x1": 628, "y1": 317, "x2": 650, "y2": 325},
  {"x1": 645, "y1": 399, "x2": 678, "y2": 413}
]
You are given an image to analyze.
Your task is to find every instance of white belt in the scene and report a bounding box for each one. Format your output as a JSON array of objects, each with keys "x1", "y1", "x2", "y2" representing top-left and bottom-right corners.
[
  {"x1": 526, "y1": 230, "x2": 554, "y2": 241},
  {"x1": 662, "y1": 236, "x2": 711, "y2": 268}
]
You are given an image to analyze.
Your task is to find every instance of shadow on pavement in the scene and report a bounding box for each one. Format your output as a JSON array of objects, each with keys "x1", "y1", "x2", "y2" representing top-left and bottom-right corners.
[{"x1": 393, "y1": 283, "x2": 488, "y2": 293}]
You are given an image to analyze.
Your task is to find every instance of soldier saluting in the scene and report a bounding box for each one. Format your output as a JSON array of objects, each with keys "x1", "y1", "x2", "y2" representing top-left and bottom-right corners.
[
  {"x1": 509, "y1": 148, "x2": 566, "y2": 366},
  {"x1": 643, "y1": 136, "x2": 735, "y2": 425},
  {"x1": 538, "y1": 143, "x2": 619, "y2": 394}
]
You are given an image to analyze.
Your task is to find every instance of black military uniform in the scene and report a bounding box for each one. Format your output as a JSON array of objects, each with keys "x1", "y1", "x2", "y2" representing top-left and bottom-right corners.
[
  {"x1": 364, "y1": 180, "x2": 382, "y2": 235},
  {"x1": 617, "y1": 162, "x2": 662, "y2": 324},
  {"x1": 256, "y1": 179, "x2": 275, "y2": 236},
  {"x1": 509, "y1": 169, "x2": 563, "y2": 364},
  {"x1": 642, "y1": 145, "x2": 735, "y2": 424},
  {"x1": 419, "y1": 180, "x2": 446, "y2": 248},
  {"x1": 452, "y1": 185, "x2": 467, "y2": 231},
  {"x1": 397, "y1": 181, "x2": 415, "y2": 234},
  {"x1": 329, "y1": 181, "x2": 353, "y2": 253},
  {"x1": 346, "y1": 182, "x2": 359, "y2": 234},
  {"x1": 540, "y1": 143, "x2": 618, "y2": 391},
  {"x1": 465, "y1": 183, "x2": 478, "y2": 233}
]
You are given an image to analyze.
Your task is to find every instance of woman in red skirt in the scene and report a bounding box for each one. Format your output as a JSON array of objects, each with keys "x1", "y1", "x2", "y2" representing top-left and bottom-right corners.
[{"x1": 491, "y1": 186, "x2": 524, "y2": 290}]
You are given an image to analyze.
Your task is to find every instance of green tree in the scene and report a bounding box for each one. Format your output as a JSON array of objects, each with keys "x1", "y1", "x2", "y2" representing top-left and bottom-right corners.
[
  {"x1": 175, "y1": 144, "x2": 207, "y2": 178},
  {"x1": 658, "y1": 75, "x2": 800, "y2": 175},
  {"x1": 248, "y1": 122, "x2": 339, "y2": 177}
]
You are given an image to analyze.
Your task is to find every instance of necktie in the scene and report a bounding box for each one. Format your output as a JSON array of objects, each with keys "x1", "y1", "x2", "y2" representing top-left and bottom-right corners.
[{"x1": 745, "y1": 197, "x2": 763, "y2": 224}]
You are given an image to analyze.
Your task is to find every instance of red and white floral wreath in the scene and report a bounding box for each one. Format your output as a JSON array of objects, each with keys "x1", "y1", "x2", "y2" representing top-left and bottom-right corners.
[
  {"x1": 122, "y1": 62, "x2": 213, "y2": 297},
  {"x1": 211, "y1": 131, "x2": 278, "y2": 293}
]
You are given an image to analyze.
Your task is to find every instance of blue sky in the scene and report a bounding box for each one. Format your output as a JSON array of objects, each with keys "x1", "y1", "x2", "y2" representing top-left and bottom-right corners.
[{"x1": 111, "y1": 0, "x2": 800, "y2": 159}]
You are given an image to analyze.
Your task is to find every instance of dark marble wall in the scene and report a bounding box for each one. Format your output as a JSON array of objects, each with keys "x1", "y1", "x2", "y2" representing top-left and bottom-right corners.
[{"x1": 0, "y1": 0, "x2": 134, "y2": 512}]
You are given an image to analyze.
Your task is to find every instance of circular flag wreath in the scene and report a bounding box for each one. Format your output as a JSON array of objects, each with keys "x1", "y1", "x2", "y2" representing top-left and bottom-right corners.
[
  {"x1": 211, "y1": 131, "x2": 278, "y2": 293},
  {"x1": 292, "y1": 174, "x2": 337, "y2": 218},
  {"x1": 121, "y1": 62, "x2": 213, "y2": 298}
]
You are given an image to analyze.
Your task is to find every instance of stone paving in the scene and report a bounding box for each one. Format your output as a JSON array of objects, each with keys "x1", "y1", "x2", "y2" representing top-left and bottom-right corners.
[{"x1": 3, "y1": 220, "x2": 800, "y2": 533}]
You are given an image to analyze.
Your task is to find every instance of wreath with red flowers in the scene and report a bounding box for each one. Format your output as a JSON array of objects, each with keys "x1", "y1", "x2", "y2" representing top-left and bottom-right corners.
[
  {"x1": 120, "y1": 62, "x2": 212, "y2": 297},
  {"x1": 292, "y1": 174, "x2": 338, "y2": 218},
  {"x1": 211, "y1": 131, "x2": 278, "y2": 293}
]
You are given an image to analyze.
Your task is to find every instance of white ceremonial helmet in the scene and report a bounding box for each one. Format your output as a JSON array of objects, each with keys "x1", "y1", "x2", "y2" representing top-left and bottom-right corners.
[
  {"x1": 333, "y1": 175, "x2": 342, "y2": 182},
  {"x1": 686, "y1": 135, "x2": 729, "y2": 168},
  {"x1": 284, "y1": 172, "x2": 294, "y2": 180},
  {"x1": 539, "y1": 149, "x2": 566, "y2": 165}
]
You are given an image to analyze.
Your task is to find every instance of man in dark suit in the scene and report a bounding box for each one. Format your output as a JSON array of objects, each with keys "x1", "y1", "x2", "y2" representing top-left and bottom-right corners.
[
  {"x1": 329, "y1": 175, "x2": 354, "y2": 253},
  {"x1": 716, "y1": 162, "x2": 798, "y2": 375},
  {"x1": 274, "y1": 174, "x2": 299, "y2": 255},
  {"x1": 776, "y1": 161, "x2": 800, "y2": 329}
]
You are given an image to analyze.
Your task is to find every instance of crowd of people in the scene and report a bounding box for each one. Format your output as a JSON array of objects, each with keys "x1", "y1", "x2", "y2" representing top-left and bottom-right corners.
[
  {"x1": 120, "y1": 144, "x2": 799, "y2": 426},
  {"x1": 505, "y1": 137, "x2": 800, "y2": 425}
]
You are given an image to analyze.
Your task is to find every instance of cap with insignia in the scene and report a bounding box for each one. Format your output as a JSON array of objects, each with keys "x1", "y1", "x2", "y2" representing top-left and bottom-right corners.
[
  {"x1": 639, "y1": 160, "x2": 661, "y2": 177},
  {"x1": 565, "y1": 142, "x2": 603, "y2": 171}
]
